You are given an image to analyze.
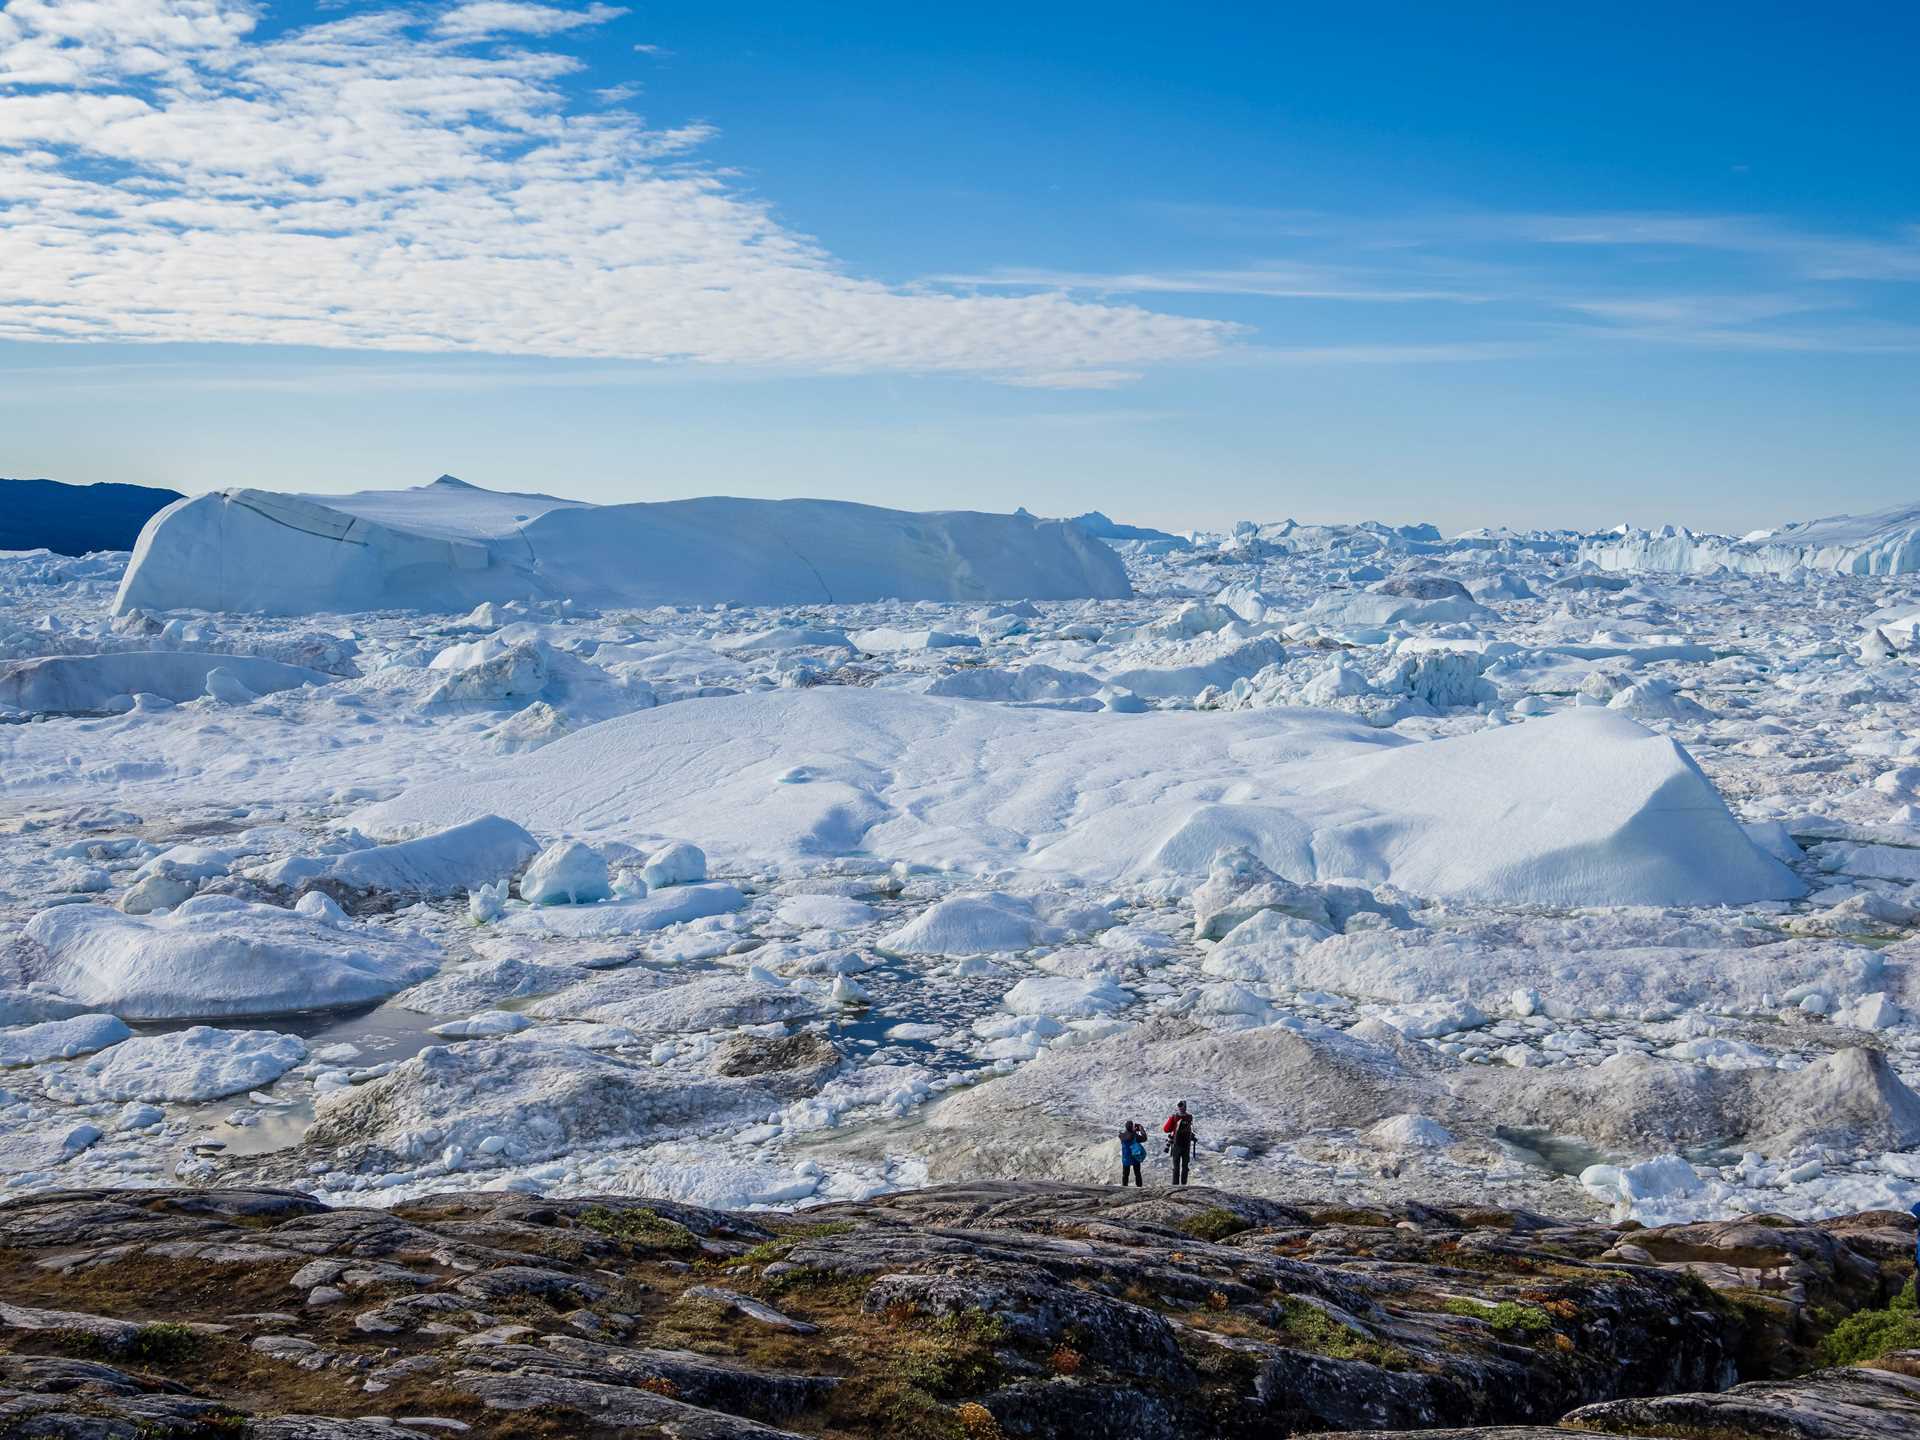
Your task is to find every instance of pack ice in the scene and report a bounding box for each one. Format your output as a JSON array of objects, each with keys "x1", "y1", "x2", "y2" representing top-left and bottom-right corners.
[
  {"x1": 0, "y1": 651, "x2": 330, "y2": 714},
  {"x1": 3, "y1": 489, "x2": 1919, "y2": 1232},
  {"x1": 359, "y1": 689, "x2": 1796, "y2": 908},
  {"x1": 113, "y1": 477, "x2": 1131, "y2": 614}
]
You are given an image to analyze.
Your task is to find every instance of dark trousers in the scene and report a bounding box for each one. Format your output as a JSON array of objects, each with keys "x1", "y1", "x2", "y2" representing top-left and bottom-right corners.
[
  {"x1": 1122, "y1": 1162, "x2": 1142, "y2": 1186},
  {"x1": 1170, "y1": 1146, "x2": 1191, "y2": 1185}
]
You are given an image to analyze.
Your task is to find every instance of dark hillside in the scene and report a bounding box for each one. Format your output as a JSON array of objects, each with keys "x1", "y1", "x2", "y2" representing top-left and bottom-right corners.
[{"x1": 0, "y1": 476, "x2": 183, "y2": 554}]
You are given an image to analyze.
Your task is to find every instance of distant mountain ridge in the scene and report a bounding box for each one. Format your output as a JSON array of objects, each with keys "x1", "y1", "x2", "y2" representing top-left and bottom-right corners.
[{"x1": 0, "y1": 477, "x2": 184, "y2": 556}]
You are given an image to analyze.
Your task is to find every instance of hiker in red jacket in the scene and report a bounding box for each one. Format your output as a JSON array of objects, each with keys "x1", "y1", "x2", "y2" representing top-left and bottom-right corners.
[{"x1": 1163, "y1": 1101, "x2": 1196, "y2": 1186}]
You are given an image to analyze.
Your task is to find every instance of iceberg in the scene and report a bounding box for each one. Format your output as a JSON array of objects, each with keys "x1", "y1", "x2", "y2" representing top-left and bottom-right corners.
[
  {"x1": 1583, "y1": 504, "x2": 1920, "y2": 576},
  {"x1": 114, "y1": 476, "x2": 1132, "y2": 615},
  {"x1": 358, "y1": 689, "x2": 1801, "y2": 908}
]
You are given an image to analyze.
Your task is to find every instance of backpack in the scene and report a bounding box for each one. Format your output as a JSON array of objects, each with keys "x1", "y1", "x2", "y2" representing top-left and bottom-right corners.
[
  {"x1": 1125, "y1": 1140, "x2": 1146, "y2": 1164},
  {"x1": 1171, "y1": 1114, "x2": 1193, "y2": 1144}
]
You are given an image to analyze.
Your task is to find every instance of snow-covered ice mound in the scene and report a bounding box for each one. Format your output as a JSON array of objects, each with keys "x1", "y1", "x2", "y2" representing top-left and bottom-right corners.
[
  {"x1": 258, "y1": 816, "x2": 537, "y2": 898},
  {"x1": 1467, "y1": 1045, "x2": 1920, "y2": 1157},
  {"x1": 305, "y1": 1035, "x2": 838, "y2": 1174},
  {"x1": 921, "y1": 1015, "x2": 1453, "y2": 1182},
  {"x1": 529, "y1": 971, "x2": 822, "y2": 1034},
  {"x1": 881, "y1": 892, "x2": 1113, "y2": 955},
  {"x1": 0, "y1": 1013, "x2": 131, "y2": 1067},
  {"x1": 42, "y1": 1026, "x2": 307, "y2": 1103},
  {"x1": 1230, "y1": 923, "x2": 1890, "y2": 1019},
  {"x1": 491, "y1": 883, "x2": 747, "y2": 939},
  {"x1": 22, "y1": 895, "x2": 439, "y2": 1021},
  {"x1": 912, "y1": 1015, "x2": 1920, "y2": 1200},
  {"x1": 114, "y1": 477, "x2": 1131, "y2": 615},
  {"x1": 359, "y1": 689, "x2": 1800, "y2": 907},
  {"x1": 0, "y1": 652, "x2": 330, "y2": 713}
]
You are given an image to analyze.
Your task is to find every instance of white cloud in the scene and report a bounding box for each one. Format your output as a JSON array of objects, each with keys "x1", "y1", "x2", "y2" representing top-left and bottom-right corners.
[
  {"x1": 435, "y1": 3, "x2": 628, "y2": 41},
  {"x1": 0, "y1": 1, "x2": 1235, "y2": 384}
]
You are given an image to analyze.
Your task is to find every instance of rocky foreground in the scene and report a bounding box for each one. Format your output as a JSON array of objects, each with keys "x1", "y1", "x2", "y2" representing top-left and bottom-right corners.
[{"x1": 1, "y1": 1182, "x2": 1917, "y2": 1439}]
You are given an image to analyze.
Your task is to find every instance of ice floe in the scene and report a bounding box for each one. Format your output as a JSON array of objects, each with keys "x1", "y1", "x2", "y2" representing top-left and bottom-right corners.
[
  {"x1": 22, "y1": 895, "x2": 438, "y2": 1020},
  {"x1": 43, "y1": 1026, "x2": 307, "y2": 1103}
]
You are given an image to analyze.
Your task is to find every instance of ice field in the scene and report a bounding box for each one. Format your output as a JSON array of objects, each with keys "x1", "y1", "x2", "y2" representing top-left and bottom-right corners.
[{"x1": 4, "y1": 483, "x2": 1920, "y2": 1227}]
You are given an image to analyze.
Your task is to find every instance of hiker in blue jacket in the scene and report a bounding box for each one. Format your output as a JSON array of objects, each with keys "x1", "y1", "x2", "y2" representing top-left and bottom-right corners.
[{"x1": 1119, "y1": 1121, "x2": 1147, "y2": 1187}]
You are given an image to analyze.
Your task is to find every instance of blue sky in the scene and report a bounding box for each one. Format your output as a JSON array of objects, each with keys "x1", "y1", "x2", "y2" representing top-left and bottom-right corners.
[{"x1": 1, "y1": 0, "x2": 1915, "y2": 532}]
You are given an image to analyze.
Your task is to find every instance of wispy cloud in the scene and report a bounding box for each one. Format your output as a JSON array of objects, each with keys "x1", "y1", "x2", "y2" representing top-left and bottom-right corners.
[
  {"x1": 0, "y1": 0, "x2": 1236, "y2": 385},
  {"x1": 937, "y1": 263, "x2": 1484, "y2": 305},
  {"x1": 434, "y1": 3, "x2": 629, "y2": 41},
  {"x1": 965, "y1": 207, "x2": 1920, "y2": 362},
  {"x1": 1159, "y1": 205, "x2": 1920, "y2": 283},
  {"x1": 1000, "y1": 368, "x2": 1145, "y2": 390}
]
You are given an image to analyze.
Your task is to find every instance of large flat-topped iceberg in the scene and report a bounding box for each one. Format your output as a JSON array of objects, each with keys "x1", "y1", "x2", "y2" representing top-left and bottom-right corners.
[
  {"x1": 357, "y1": 690, "x2": 1801, "y2": 907},
  {"x1": 113, "y1": 477, "x2": 1131, "y2": 615},
  {"x1": 1583, "y1": 504, "x2": 1920, "y2": 577}
]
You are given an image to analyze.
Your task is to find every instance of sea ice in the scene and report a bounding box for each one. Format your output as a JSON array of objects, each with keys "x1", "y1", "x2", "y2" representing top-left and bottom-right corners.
[
  {"x1": 305, "y1": 1036, "x2": 834, "y2": 1175},
  {"x1": 23, "y1": 894, "x2": 438, "y2": 1020},
  {"x1": 8, "y1": 486, "x2": 1920, "y2": 1228},
  {"x1": 0, "y1": 1013, "x2": 131, "y2": 1066},
  {"x1": 42, "y1": 1026, "x2": 306, "y2": 1103},
  {"x1": 533, "y1": 972, "x2": 822, "y2": 1035},
  {"x1": 520, "y1": 840, "x2": 612, "y2": 905},
  {"x1": 359, "y1": 690, "x2": 1799, "y2": 908},
  {"x1": 493, "y1": 882, "x2": 745, "y2": 938},
  {"x1": 641, "y1": 841, "x2": 707, "y2": 889},
  {"x1": 1002, "y1": 974, "x2": 1134, "y2": 1019},
  {"x1": 429, "y1": 1010, "x2": 532, "y2": 1038},
  {"x1": 0, "y1": 652, "x2": 329, "y2": 713},
  {"x1": 256, "y1": 815, "x2": 538, "y2": 898},
  {"x1": 884, "y1": 893, "x2": 1075, "y2": 956},
  {"x1": 776, "y1": 895, "x2": 877, "y2": 929}
]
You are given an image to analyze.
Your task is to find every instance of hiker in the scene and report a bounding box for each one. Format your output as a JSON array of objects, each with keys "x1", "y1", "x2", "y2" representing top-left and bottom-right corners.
[
  {"x1": 1163, "y1": 1102, "x2": 1196, "y2": 1186},
  {"x1": 1119, "y1": 1121, "x2": 1147, "y2": 1187},
  {"x1": 1911, "y1": 1200, "x2": 1920, "y2": 1273}
]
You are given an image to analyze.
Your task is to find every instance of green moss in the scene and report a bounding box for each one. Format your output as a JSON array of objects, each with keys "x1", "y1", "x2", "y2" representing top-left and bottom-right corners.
[
  {"x1": 1274, "y1": 1298, "x2": 1411, "y2": 1368},
  {"x1": 825, "y1": 1378, "x2": 964, "y2": 1440},
  {"x1": 758, "y1": 1264, "x2": 872, "y2": 1307},
  {"x1": 1820, "y1": 1277, "x2": 1920, "y2": 1366},
  {"x1": 129, "y1": 1322, "x2": 206, "y2": 1365},
  {"x1": 576, "y1": 1205, "x2": 698, "y2": 1252},
  {"x1": 1179, "y1": 1207, "x2": 1251, "y2": 1243},
  {"x1": 1311, "y1": 1207, "x2": 1394, "y2": 1227},
  {"x1": 42, "y1": 1321, "x2": 206, "y2": 1366},
  {"x1": 740, "y1": 1219, "x2": 857, "y2": 1266},
  {"x1": 1439, "y1": 1297, "x2": 1554, "y2": 1338},
  {"x1": 132, "y1": 1415, "x2": 247, "y2": 1439},
  {"x1": 896, "y1": 1309, "x2": 1007, "y2": 1396}
]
